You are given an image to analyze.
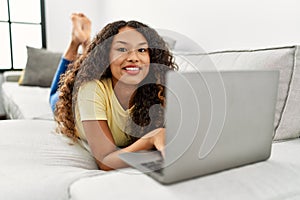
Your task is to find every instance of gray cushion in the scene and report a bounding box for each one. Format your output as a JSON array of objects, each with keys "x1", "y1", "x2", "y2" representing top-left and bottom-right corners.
[
  {"x1": 175, "y1": 46, "x2": 300, "y2": 141},
  {"x1": 19, "y1": 46, "x2": 62, "y2": 87}
]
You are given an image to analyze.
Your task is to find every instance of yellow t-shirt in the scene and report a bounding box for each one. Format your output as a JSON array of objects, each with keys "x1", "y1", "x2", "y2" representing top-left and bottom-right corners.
[{"x1": 75, "y1": 78, "x2": 132, "y2": 148}]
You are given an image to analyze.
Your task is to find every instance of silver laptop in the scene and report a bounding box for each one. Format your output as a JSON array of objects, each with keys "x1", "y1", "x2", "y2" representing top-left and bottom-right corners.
[{"x1": 119, "y1": 70, "x2": 279, "y2": 184}]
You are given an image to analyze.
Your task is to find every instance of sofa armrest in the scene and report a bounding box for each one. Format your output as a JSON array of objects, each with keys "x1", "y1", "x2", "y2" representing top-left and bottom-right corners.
[{"x1": 3, "y1": 71, "x2": 22, "y2": 82}]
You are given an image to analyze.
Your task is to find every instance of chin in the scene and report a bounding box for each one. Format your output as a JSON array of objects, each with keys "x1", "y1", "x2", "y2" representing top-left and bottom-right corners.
[
  {"x1": 117, "y1": 78, "x2": 142, "y2": 87},
  {"x1": 121, "y1": 76, "x2": 146, "y2": 86}
]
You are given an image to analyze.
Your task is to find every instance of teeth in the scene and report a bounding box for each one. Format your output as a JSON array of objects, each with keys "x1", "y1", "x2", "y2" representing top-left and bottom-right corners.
[{"x1": 125, "y1": 67, "x2": 139, "y2": 71}]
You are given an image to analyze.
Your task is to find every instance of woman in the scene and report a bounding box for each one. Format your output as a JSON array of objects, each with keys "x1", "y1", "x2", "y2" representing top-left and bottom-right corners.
[{"x1": 55, "y1": 16, "x2": 178, "y2": 171}]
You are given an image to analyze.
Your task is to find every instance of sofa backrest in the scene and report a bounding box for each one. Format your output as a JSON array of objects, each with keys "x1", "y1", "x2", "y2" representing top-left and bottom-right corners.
[{"x1": 174, "y1": 46, "x2": 300, "y2": 141}]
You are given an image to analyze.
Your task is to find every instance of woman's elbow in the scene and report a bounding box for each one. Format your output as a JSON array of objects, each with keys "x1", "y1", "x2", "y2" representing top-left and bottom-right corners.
[{"x1": 96, "y1": 159, "x2": 115, "y2": 171}]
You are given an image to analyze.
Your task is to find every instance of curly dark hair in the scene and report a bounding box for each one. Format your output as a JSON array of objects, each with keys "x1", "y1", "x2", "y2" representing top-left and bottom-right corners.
[{"x1": 55, "y1": 20, "x2": 178, "y2": 142}]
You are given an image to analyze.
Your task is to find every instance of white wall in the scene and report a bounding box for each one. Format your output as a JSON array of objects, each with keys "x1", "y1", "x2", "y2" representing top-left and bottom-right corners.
[
  {"x1": 46, "y1": 0, "x2": 300, "y2": 53},
  {"x1": 45, "y1": 0, "x2": 106, "y2": 52}
]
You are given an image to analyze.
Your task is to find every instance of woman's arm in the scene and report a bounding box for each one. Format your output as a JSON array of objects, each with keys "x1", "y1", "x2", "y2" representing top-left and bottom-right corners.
[{"x1": 82, "y1": 120, "x2": 165, "y2": 171}]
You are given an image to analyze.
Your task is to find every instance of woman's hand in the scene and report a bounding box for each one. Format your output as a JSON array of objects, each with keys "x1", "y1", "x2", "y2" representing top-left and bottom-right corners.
[{"x1": 142, "y1": 128, "x2": 166, "y2": 157}]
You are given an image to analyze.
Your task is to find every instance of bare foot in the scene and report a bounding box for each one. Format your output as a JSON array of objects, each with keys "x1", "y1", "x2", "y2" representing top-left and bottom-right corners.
[
  {"x1": 78, "y1": 14, "x2": 92, "y2": 51},
  {"x1": 71, "y1": 13, "x2": 91, "y2": 46},
  {"x1": 78, "y1": 13, "x2": 91, "y2": 45},
  {"x1": 64, "y1": 13, "x2": 92, "y2": 60}
]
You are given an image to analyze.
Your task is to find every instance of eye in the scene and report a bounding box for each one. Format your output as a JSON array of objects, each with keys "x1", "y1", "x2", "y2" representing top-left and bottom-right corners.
[
  {"x1": 138, "y1": 48, "x2": 148, "y2": 53},
  {"x1": 117, "y1": 47, "x2": 127, "y2": 52}
]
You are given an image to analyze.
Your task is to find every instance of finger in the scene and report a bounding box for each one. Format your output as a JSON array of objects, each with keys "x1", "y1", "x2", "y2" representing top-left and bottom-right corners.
[
  {"x1": 154, "y1": 142, "x2": 165, "y2": 158},
  {"x1": 160, "y1": 148, "x2": 165, "y2": 159}
]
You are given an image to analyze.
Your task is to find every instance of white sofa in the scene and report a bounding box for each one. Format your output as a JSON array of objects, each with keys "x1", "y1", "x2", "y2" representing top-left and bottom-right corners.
[
  {"x1": 1, "y1": 45, "x2": 300, "y2": 200},
  {"x1": 2, "y1": 80, "x2": 53, "y2": 120}
]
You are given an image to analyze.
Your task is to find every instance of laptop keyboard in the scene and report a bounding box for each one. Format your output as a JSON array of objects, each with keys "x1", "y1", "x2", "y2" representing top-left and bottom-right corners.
[{"x1": 141, "y1": 158, "x2": 164, "y2": 174}]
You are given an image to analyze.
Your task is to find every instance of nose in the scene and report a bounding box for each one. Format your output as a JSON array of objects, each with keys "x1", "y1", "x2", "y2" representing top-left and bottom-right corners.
[{"x1": 126, "y1": 49, "x2": 139, "y2": 62}]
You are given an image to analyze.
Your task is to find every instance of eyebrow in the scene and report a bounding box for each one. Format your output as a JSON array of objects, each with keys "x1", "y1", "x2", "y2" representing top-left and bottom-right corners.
[{"x1": 115, "y1": 41, "x2": 148, "y2": 46}]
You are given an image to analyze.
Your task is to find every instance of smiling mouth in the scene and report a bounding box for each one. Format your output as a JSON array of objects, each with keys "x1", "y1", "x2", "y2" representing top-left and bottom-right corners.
[{"x1": 122, "y1": 66, "x2": 141, "y2": 71}]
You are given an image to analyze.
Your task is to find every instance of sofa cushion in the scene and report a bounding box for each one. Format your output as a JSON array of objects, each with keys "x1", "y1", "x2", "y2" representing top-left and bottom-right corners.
[
  {"x1": 0, "y1": 120, "x2": 104, "y2": 200},
  {"x1": 276, "y1": 47, "x2": 300, "y2": 140},
  {"x1": 69, "y1": 139, "x2": 300, "y2": 200},
  {"x1": 175, "y1": 46, "x2": 300, "y2": 140},
  {"x1": 19, "y1": 46, "x2": 62, "y2": 87},
  {"x1": 2, "y1": 82, "x2": 53, "y2": 120},
  {"x1": 0, "y1": 119, "x2": 98, "y2": 169}
]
